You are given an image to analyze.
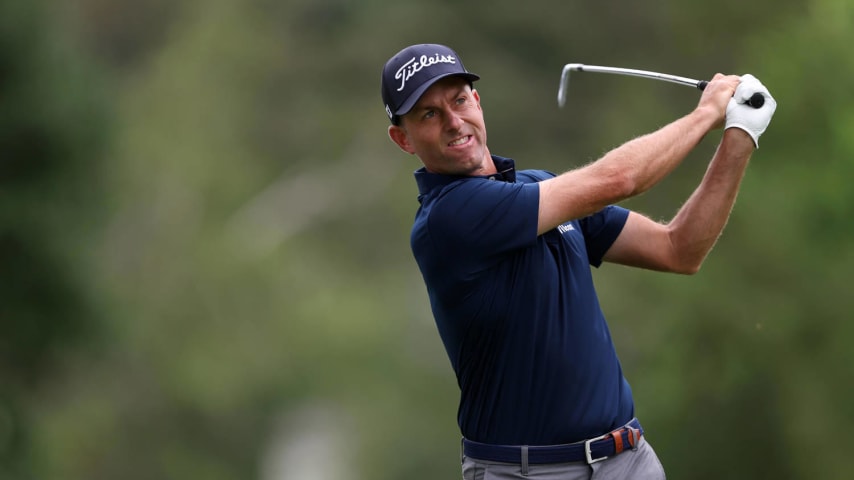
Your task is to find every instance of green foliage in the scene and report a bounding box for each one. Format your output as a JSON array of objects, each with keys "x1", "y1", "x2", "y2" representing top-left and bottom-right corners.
[
  {"x1": 1, "y1": 1, "x2": 110, "y2": 477},
  {"x1": 3, "y1": 0, "x2": 853, "y2": 478}
]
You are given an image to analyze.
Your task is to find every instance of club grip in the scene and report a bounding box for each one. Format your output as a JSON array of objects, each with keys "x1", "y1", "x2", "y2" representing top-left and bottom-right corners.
[{"x1": 697, "y1": 80, "x2": 764, "y2": 108}]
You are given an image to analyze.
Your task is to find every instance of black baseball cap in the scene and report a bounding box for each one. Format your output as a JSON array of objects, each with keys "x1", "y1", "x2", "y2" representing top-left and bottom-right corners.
[{"x1": 381, "y1": 44, "x2": 479, "y2": 125}]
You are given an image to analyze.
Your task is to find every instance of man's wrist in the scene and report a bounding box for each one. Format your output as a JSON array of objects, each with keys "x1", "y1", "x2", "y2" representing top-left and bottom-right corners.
[
  {"x1": 722, "y1": 126, "x2": 756, "y2": 150},
  {"x1": 690, "y1": 104, "x2": 723, "y2": 131}
]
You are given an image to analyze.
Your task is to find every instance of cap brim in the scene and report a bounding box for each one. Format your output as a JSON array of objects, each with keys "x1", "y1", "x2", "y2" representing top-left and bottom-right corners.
[{"x1": 394, "y1": 72, "x2": 480, "y2": 117}]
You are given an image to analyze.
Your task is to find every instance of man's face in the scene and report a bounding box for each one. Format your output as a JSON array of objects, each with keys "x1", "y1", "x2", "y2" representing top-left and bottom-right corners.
[{"x1": 388, "y1": 77, "x2": 492, "y2": 176}]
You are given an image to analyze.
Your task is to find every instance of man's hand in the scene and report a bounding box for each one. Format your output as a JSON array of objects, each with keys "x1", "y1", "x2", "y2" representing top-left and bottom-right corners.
[
  {"x1": 698, "y1": 74, "x2": 740, "y2": 129},
  {"x1": 725, "y1": 74, "x2": 777, "y2": 147}
]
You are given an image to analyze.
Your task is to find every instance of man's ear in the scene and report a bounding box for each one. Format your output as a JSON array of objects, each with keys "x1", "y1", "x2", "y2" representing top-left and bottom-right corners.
[{"x1": 388, "y1": 124, "x2": 415, "y2": 154}]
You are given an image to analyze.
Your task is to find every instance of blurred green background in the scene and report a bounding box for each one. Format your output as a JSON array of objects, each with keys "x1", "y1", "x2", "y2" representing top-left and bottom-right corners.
[{"x1": 2, "y1": 0, "x2": 853, "y2": 478}]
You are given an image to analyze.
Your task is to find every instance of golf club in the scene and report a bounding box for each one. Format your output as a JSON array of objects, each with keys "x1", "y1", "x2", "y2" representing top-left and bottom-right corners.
[{"x1": 557, "y1": 63, "x2": 765, "y2": 109}]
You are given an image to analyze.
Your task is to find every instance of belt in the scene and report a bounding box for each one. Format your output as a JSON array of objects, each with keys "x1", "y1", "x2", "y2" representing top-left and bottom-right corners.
[{"x1": 462, "y1": 418, "x2": 643, "y2": 465}]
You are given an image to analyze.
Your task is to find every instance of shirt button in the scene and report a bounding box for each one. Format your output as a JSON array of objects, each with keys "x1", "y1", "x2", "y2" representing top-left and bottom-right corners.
[{"x1": 488, "y1": 176, "x2": 496, "y2": 181}]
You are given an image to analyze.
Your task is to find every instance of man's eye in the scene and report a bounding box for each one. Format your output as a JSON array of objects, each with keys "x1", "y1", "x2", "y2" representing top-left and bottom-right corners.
[
  {"x1": 424, "y1": 110, "x2": 435, "y2": 119},
  {"x1": 456, "y1": 97, "x2": 466, "y2": 105}
]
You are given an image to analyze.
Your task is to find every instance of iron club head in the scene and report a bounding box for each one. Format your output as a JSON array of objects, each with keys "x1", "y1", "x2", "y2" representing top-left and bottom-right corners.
[{"x1": 557, "y1": 64, "x2": 583, "y2": 108}]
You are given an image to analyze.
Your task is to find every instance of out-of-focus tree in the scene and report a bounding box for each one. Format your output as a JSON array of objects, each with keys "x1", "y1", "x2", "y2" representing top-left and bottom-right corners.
[
  {"x1": 3, "y1": 0, "x2": 854, "y2": 479},
  {"x1": 1, "y1": 1, "x2": 110, "y2": 477}
]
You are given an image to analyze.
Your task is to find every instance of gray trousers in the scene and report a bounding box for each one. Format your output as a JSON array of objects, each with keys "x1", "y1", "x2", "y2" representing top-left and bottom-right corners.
[{"x1": 461, "y1": 437, "x2": 666, "y2": 480}]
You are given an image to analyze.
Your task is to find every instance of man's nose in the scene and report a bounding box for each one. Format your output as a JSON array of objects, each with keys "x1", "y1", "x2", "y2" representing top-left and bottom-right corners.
[{"x1": 445, "y1": 109, "x2": 464, "y2": 130}]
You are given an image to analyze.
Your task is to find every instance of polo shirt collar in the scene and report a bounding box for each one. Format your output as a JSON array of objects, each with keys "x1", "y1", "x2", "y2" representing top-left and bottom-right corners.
[{"x1": 414, "y1": 155, "x2": 517, "y2": 197}]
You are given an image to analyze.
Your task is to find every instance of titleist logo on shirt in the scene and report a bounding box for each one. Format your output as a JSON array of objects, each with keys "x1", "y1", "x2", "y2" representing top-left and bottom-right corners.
[
  {"x1": 395, "y1": 53, "x2": 457, "y2": 91},
  {"x1": 558, "y1": 224, "x2": 575, "y2": 234}
]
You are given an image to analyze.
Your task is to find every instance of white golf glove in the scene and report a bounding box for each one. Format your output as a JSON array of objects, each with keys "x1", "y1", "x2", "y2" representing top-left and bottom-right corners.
[{"x1": 725, "y1": 74, "x2": 777, "y2": 148}]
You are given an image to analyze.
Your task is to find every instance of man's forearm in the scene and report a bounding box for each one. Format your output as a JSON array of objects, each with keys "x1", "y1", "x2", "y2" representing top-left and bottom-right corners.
[
  {"x1": 538, "y1": 106, "x2": 721, "y2": 234},
  {"x1": 667, "y1": 128, "x2": 754, "y2": 267},
  {"x1": 597, "y1": 106, "x2": 720, "y2": 196}
]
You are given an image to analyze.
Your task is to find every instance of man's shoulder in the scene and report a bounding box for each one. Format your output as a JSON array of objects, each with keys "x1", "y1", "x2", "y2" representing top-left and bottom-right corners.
[
  {"x1": 418, "y1": 175, "x2": 480, "y2": 204},
  {"x1": 516, "y1": 169, "x2": 556, "y2": 183}
]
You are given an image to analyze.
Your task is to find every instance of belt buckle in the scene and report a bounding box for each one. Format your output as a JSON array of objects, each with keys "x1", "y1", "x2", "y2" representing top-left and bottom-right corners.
[{"x1": 583, "y1": 432, "x2": 610, "y2": 464}]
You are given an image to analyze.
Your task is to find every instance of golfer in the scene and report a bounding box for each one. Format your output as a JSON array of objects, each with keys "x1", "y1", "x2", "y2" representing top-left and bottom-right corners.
[{"x1": 381, "y1": 43, "x2": 775, "y2": 479}]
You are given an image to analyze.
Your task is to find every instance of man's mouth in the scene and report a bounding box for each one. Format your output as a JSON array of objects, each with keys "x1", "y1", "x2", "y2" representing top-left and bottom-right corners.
[{"x1": 448, "y1": 135, "x2": 472, "y2": 147}]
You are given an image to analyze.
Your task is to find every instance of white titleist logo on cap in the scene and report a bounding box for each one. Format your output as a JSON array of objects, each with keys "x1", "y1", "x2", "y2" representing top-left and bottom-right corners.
[{"x1": 395, "y1": 53, "x2": 457, "y2": 92}]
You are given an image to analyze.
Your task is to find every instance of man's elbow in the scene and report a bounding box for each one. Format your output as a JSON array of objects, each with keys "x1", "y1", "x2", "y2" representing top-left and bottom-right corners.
[
  {"x1": 672, "y1": 263, "x2": 702, "y2": 276},
  {"x1": 663, "y1": 238, "x2": 707, "y2": 275},
  {"x1": 668, "y1": 254, "x2": 707, "y2": 275}
]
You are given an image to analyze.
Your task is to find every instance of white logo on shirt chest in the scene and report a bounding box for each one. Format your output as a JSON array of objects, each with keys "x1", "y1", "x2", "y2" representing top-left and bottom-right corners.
[{"x1": 557, "y1": 223, "x2": 575, "y2": 234}]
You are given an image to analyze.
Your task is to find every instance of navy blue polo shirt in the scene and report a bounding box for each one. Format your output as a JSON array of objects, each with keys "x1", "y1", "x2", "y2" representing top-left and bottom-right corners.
[{"x1": 411, "y1": 155, "x2": 633, "y2": 446}]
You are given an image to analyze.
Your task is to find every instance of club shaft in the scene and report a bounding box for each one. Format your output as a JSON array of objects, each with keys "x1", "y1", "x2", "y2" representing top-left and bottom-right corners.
[
  {"x1": 557, "y1": 63, "x2": 766, "y2": 110},
  {"x1": 558, "y1": 63, "x2": 707, "y2": 108},
  {"x1": 571, "y1": 64, "x2": 702, "y2": 87}
]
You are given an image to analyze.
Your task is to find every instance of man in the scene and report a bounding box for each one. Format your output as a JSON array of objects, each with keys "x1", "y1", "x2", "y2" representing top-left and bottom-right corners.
[{"x1": 381, "y1": 44, "x2": 775, "y2": 479}]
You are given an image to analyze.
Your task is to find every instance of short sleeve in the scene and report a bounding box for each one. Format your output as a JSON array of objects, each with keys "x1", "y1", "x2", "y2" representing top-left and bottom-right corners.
[{"x1": 579, "y1": 205, "x2": 630, "y2": 266}]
